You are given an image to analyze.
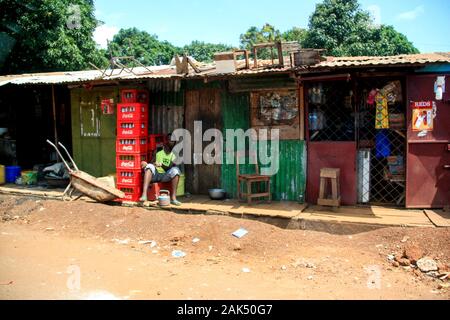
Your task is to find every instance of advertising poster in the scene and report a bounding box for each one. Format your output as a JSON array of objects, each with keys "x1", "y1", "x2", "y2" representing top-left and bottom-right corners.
[{"x1": 411, "y1": 101, "x2": 434, "y2": 132}]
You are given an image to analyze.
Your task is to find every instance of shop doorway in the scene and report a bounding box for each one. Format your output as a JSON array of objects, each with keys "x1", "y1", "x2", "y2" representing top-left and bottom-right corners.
[
  {"x1": 305, "y1": 77, "x2": 408, "y2": 207},
  {"x1": 355, "y1": 78, "x2": 407, "y2": 206},
  {"x1": 306, "y1": 80, "x2": 357, "y2": 205}
]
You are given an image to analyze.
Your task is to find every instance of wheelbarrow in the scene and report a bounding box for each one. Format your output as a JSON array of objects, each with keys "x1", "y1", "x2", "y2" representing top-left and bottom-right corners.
[{"x1": 46, "y1": 140, "x2": 125, "y2": 202}]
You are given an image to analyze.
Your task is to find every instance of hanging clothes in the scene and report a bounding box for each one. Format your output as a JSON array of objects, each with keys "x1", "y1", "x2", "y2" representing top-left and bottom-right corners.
[
  {"x1": 375, "y1": 92, "x2": 389, "y2": 129},
  {"x1": 375, "y1": 129, "x2": 391, "y2": 159}
]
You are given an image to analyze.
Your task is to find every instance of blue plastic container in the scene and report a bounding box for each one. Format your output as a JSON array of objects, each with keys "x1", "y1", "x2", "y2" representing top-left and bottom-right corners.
[{"x1": 5, "y1": 166, "x2": 21, "y2": 183}]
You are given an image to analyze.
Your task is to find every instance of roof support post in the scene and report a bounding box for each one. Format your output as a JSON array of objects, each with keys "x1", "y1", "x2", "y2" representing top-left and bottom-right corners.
[{"x1": 51, "y1": 85, "x2": 59, "y2": 161}]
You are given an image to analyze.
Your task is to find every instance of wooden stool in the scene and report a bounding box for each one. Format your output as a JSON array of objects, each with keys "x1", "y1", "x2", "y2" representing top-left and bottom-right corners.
[{"x1": 318, "y1": 168, "x2": 341, "y2": 207}]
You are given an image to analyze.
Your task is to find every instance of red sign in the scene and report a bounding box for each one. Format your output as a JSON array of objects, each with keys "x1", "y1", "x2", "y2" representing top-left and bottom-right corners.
[
  {"x1": 411, "y1": 101, "x2": 434, "y2": 132},
  {"x1": 101, "y1": 99, "x2": 115, "y2": 115},
  {"x1": 410, "y1": 101, "x2": 433, "y2": 109}
]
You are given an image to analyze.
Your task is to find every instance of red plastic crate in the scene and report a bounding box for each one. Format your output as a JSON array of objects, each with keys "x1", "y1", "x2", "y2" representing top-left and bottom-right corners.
[
  {"x1": 121, "y1": 89, "x2": 149, "y2": 104},
  {"x1": 117, "y1": 120, "x2": 148, "y2": 138},
  {"x1": 147, "y1": 182, "x2": 174, "y2": 201},
  {"x1": 116, "y1": 153, "x2": 147, "y2": 170},
  {"x1": 116, "y1": 169, "x2": 143, "y2": 186},
  {"x1": 117, "y1": 103, "x2": 148, "y2": 122},
  {"x1": 116, "y1": 184, "x2": 142, "y2": 202},
  {"x1": 116, "y1": 137, "x2": 148, "y2": 154}
]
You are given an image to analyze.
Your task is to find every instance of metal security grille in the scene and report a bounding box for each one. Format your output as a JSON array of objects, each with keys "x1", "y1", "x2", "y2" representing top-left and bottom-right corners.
[
  {"x1": 307, "y1": 81, "x2": 355, "y2": 142},
  {"x1": 356, "y1": 78, "x2": 406, "y2": 206}
]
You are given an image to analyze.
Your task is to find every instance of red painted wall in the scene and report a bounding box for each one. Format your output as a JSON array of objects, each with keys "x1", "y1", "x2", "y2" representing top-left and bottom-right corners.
[{"x1": 307, "y1": 142, "x2": 357, "y2": 206}]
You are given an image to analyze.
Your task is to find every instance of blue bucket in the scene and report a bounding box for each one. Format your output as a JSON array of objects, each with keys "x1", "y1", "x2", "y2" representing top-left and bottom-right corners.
[{"x1": 5, "y1": 166, "x2": 21, "y2": 183}]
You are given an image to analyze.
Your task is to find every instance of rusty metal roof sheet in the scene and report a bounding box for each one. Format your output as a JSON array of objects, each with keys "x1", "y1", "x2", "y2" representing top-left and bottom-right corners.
[
  {"x1": 306, "y1": 52, "x2": 450, "y2": 70},
  {"x1": 1, "y1": 52, "x2": 449, "y2": 87},
  {"x1": 0, "y1": 65, "x2": 178, "y2": 87}
]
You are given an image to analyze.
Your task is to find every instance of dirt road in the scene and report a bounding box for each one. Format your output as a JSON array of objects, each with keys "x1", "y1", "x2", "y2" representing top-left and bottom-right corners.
[{"x1": 0, "y1": 195, "x2": 448, "y2": 300}]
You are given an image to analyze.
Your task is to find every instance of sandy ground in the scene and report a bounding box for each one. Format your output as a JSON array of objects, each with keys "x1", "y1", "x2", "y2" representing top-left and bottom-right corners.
[{"x1": 0, "y1": 194, "x2": 448, "y2": 300}]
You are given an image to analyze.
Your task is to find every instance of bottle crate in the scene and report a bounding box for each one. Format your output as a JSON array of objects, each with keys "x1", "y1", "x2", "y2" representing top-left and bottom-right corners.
[
  {"x1": 116, "y1": 169, "x2": 143, "y2": 186},
  {"x1": 116, "y1": 153, "x2": 147, "y2": 170},
  {"x1": 121, "y1": 89, "x2": 149, "y2": 104},
  {"x1": 116, "y1": 137, "x2": 148, "y2": 154},
  {"x1": 116, "y1": 184, "x2": 141, "y2": 203},
  {"x1": 117, "y1": 103, "x2": 148, "y2": 122},
  {"x1": 117, "y1": 120, "x2": 148, "y2": 138}
]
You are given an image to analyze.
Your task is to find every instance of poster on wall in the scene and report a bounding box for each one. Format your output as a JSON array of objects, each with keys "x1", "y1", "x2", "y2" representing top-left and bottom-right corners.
[
  {"x1": 259, "y1": 91, "x2": 298, "y2": 124},
  {"x1": 411, "y1": 101, "x2": 434, "y2": 132},
  {"x1": 101, "y1": 98, "x2": 115, "y2": 115}
]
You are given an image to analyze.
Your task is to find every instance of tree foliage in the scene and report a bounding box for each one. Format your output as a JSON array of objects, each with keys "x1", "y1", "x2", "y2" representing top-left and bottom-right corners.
[
  {"x1": 303, "y1": 0, "x2": 418, "y2": 56},
  {"x1": 106, "y1": 27, "x2": 178, "y2": 66},
  {"x1": 0, "y1": 0, "x2": 421, "y2": 74},
  {"x1": 282, "y1": 27, "x2": 308, "y2": 44},
  {"x1": 0, "y1": 0, "x2": 107, "y2": 74},
  {"x1": 182, "y1": 40, "x2": 234, "y2": 63},
  {"x1": 239, "y1": 23, "x2": 282, "y2": 51}
]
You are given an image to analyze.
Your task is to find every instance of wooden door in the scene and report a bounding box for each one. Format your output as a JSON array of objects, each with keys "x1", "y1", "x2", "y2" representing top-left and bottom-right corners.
[{"x1": 185, "y1": 88, "x2": 222, "y2": 194}]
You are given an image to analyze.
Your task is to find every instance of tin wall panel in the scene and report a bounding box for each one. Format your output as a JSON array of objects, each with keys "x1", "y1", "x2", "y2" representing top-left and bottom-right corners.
[{"x1": 220, "y1": 91, "x2": 306, "y2": 201}]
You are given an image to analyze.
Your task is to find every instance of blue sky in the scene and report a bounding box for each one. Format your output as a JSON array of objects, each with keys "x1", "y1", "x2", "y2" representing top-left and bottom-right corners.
[{"x1": 93, "y1": 0, "x2": 450, "y2": 53}]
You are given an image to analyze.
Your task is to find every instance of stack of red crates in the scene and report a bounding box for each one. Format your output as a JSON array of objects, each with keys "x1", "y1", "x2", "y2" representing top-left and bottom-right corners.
[{"x1": 116, "y1": 89, "x2": 149, "y2": 202}]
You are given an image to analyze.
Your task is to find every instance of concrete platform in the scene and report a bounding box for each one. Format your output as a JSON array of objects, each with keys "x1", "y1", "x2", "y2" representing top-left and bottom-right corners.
[{"x1": 0, "y1": 185, "x2": 439, "y2": 233}]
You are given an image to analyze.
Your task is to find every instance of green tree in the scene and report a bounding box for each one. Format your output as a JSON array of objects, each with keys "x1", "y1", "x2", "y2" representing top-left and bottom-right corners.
[
  {"x1": 240, "y1": 23, "x2": 283, "y2": 59},
  {"x1": 350, "y1": 25, "x2": 419, "y2": 56},
  {"x1": 282, "y1": 27, "x2": 308, "y2": 45},
  {"x1": 107, "y1": 28, "x2": 178, "y2": 66},
  {"x1": 240, "y1": 23, "x2": 282, "y2": 50},
  {"x1": 0, "y1": 0, "x2": 107, "y2": 74},
  {"x1": 303, "y1": 0, "x2": 419, "y2": 56},
  {"x1": 182, "y1": 40, "x2": 234, "y2": 63}
]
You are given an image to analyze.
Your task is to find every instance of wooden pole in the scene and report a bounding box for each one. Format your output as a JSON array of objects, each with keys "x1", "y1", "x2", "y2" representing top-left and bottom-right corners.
[
  {"x1": 299, "y1": 84, "x2": 305, "y2": 141},
  {"x1": 51, "y1": 85, "x2": 59, "y2": 161}
]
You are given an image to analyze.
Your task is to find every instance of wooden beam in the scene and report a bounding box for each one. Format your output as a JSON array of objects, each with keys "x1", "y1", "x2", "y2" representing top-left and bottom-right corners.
[
  {"x1": 299, "y1": 73, "x2": 351, "y2": 82},
  {"x1": 299, "y1": 84, "x2": 305, "y2": 141},
  {"x1": 51, "y1": 85, "x2": 59, "y2": 161},
  {"x1": 277, "y1": 41, "x2": 284, "y2": 68}
]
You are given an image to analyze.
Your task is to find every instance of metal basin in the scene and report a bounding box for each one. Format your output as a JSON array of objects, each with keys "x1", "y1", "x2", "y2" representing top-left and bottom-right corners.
[{"x1": 208, "y1": 189, "x2": 226, "y2": 200}]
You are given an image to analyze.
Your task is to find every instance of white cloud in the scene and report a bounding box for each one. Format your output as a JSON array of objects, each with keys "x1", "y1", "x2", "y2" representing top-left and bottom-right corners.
[
  {"x1": 94, "y1": 25, "x2": 119, "y2": 49},
  {"x1": 396, "y1": 5, "x2": 424, "y2": 20},
  {"x1": 367, "y1": 4, "x2": 382, "y2": 27}
]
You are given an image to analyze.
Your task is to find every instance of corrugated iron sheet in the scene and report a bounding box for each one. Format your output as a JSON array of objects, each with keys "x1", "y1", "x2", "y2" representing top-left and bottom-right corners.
[
  {"x1": 220, "y1": 91, "x2": 306, "y2": 201},
  {"x1": 272, "y1": 140, "x2": 306, "y2": 201},
  {"x1": 150, "y1": 105, "x2": 184, "y2": 135},
  {"x1": 221, "y1": 92, "x2": 251, "y2": 198},
  {"x1": 149, "y1": 91, "x2": 184, "y2": 135},
  {"x1": 0, "y1": 66, "x2": 178, "y2": 87},
  {"x1": 306, "y1": 52, "x2": 450, "y2": 70},
  {"x1": 2, "y1": 52, "x2": 449, "y2": 87}
]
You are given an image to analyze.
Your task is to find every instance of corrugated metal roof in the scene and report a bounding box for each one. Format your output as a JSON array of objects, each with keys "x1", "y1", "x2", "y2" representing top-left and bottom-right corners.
[
  {"x1": 1, "y1": 52, "x2": 449, "y2": 86},
  {"x1": 306, "y1": 52, "x2": 450, "y2": 70},
  {"x1": 0, "y1": 65, "x2": 178, "y2": 86}
]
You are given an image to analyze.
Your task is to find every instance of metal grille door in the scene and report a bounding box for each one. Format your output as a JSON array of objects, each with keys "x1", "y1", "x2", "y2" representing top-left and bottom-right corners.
[{"x1": 356, "y1": 78, "x2": 407, "y2": 206}]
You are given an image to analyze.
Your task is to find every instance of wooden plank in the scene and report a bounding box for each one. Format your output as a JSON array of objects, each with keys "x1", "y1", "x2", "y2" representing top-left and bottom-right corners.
[
  {"x1": 318, "y1": 198, "x2": 341, "y2": 207},
  {"x1": 184, "y1": 90, "x2": 200, "y2": 194},
  {"x1": 299, "y1": 85, "x2": 305, "y2": 141},
  {"x1": 305, "y1": 205, "x2": 434, "y2": 227},
  {"x1": 424, "y1": 210, "x2": 450, "y2": 227}
]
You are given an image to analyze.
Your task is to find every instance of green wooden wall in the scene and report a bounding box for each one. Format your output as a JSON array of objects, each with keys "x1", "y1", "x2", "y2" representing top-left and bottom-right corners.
[{"x1": 70, "y1": 87, "x2": 119, "y2": 177}]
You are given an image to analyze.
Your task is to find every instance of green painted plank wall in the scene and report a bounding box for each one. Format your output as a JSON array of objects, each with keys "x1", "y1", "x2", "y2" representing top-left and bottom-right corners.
[{"x1": 70, "y1": 87, "x2": 118, "y2": 177}]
